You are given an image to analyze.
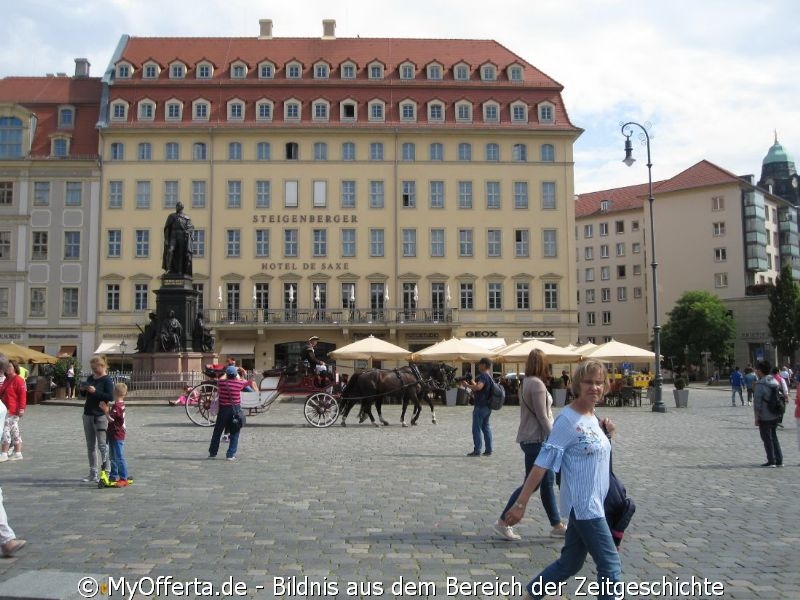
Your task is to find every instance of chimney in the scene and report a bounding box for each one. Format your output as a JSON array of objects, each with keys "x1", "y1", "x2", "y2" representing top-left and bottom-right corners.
[
  {"x1": 322, "y1": 19, "x2": 336, "y2": 39},
  {"x1": 74, "y1": 57, "x2": 91, "y2": 78},
  {"x1": 259, "y1": 19, "x2": 273, "y2": 39}
]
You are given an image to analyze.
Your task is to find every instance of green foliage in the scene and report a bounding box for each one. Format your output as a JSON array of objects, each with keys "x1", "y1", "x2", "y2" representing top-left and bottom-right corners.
[
  {"x1": 674, "y1": 377, "x2": 687, "y2": 390},
  {"x1": 767, "y1": 263, "x2": 800, "y2": 362},
  {"x1": 550, "y1": 376, "x2": 564, "y2": 389},
  {"x1": 51, "y1": 358, "x2": 81, "y2": 387},
  {"x1": 661, "y1": 290, "x2": 735, "y2": 366}
]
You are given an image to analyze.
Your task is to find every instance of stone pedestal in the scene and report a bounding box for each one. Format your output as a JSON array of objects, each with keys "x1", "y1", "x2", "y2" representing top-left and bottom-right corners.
[
  {"x1": 154, "y1": 275, "x2": 199, "y2": 352},
  {"x1": 132, "y1": 352, "x2": 218, "y2": 376}
]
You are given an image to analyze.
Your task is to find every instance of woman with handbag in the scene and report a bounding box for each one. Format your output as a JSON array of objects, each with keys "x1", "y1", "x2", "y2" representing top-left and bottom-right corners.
[
  {"x1": 494, "y1": 349, "x2": 565, "y2": 541},
  {"x1": 208, "y1": 366, "x2": 247, "y2": 461}
]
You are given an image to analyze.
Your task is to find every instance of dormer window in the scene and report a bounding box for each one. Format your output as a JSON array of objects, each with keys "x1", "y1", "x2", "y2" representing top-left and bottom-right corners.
[
  {"x1": 399, "y1": 62, "x2": 415, "y2": 80},
  {"x1": 511, "y1": 101, "x2": 528, "y2": 123},
  {"x1": 256, "y1": 99, "x2": 274, "y2": 121},
  {"x1": 284, "y1": 99, "x2": 301, "y2": 121},
  {"x1": 227, "y1": 99, "x2": 244, "y2": 121},
  {"x1": 110, "y1": 100, "x2": 128, "y2": 121},
  {"x1": 481, "y1": 63, "x2": 497, "y2": 81},
  {"x1": 170, "y1": 62, "x2": 186, "y2": 79},
  {"x1": 231, "y1": 62, "x2": 247, "y2": 78},
  {"x1": 313, "y1": 100, "x2": 330, "y2": 121},
  {"x1": 399, "y1": 101, "x2": 416, "y2": 122},
  {"x1": 483, "y1": 101, "x2": 499, "y2": 123},
  {"x1": 538, "y1": 102, "x2": 555, "y2": 123},
  {"x1": 426, "y1": 63, "x2": 443, "y2": 80},
  {"x1": 454, "y1": 64, "x2": 470, "y2": 81},
  {"x1": 138, "y1": 100, "x2": 155, "y2": 121},
  {"x1": 258, "y1": 62, "x2": 275, "y2": 79},
  {"x1": 340, "y1": 100, "x2": 357, "y2": 121},
  {"x1": 600, "y1": 200, "x2": 610, "y2": 212},
  {"x1": 456, "y1": 101, "x2": 472, "y2": 123},
  {"x1": 508, "y1": 65, "x2": 524, "y2": 82},
  {"x1": 116, "y1": 62, "x2": 132, "y2": 79},
  {"x1": 340, "y1": 62, "x2": 357, "y2": 79},
  {"x1": 51, "y1": 135, "x2": 70, "y2": 158},
  {"x1": 192, "y1": 99, "x2": 210, "y2": 121},
  {"x1": 165, "y1": 100, "x2": 183, "y2": 121},
  {"x1": 143, "y1": 62, "x2": 160, "y2": 79},
  {"x1": 286, "y1": 62, "x2": 302, "y2": 79},
  {"x1": 368, "y1": 62, "x2": 384, "y2": 80},
  {"x1": 368, "y1": 100, "x2": 385, "y2": 122},
  {"x1": 58, "y1": 106, "x2": 75, "y2": 128},
  {"x1": 196, "y1": 62, "x2": 213, "y2": 79},
  {"x1": 427, "y1": 101, "x2": 444, "y2": 122},
  {"x1": 314, "y1": 62, "x2": 330, "y2": 79}
]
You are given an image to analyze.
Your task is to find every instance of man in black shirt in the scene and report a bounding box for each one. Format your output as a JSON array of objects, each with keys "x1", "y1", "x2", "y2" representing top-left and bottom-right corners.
[{"x1": 302, "y1": 336, "x2": 328, "y2": 377}]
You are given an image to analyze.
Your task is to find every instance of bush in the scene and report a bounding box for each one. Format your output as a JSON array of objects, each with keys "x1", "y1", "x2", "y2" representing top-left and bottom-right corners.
[
  {"x1": 674, "y1": 377, "x2": 687, "y2": 390},
  {"x1": 52, "y1": 358, "x2": 80, "y2": 387},
  {"x1": 550, "y1": 376, "x2": 564, "y2": 389}
]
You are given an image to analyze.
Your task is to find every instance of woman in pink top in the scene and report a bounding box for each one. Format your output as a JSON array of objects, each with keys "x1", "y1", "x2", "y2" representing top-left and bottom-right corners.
[{"x1": 795, "y1": 386, "x2": 800, "y2": 454}]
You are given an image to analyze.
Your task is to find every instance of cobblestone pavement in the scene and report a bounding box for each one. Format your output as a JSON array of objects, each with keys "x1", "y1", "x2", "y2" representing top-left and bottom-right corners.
[{"x1": 0, "y1": 385, "x2": 797, "y2": 599}]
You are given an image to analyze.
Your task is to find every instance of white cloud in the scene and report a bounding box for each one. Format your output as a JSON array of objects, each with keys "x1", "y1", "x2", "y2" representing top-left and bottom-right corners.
[{"x1": 1, "y1": 0, "x2": 797, "y2": 193}]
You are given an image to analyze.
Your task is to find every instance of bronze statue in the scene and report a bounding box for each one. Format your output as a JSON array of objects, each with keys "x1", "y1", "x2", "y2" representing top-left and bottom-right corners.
[
  {"x1": 162, "y1": 201, "x2": 194, "y2": 277},
  {"x1": 192, "y1": 313, "x2": 215, "y2": 353},
  {"x1": 135, "y1": 312, "x2": 159, "y2": 353},
  {"x1": 159, "y1": 310, "x2": 183, "y2": 353}
]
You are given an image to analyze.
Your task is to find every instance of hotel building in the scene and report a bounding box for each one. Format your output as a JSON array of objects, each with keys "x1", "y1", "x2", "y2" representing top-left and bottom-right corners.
[
  {"x1": 0, "y1": 61, "x2": 102, "y2": 365},
  {"x1": 95, "y1": 20, "x2": 582, "y2": 369}
]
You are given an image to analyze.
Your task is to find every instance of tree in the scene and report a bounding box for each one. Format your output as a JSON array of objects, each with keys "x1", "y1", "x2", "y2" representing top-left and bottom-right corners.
[
  {"x1": 768, "y1": 263, "x2": 800, "y2": 364},
  {"x1": 661, "y1": 291, "x2": 735, "y2": 368}
]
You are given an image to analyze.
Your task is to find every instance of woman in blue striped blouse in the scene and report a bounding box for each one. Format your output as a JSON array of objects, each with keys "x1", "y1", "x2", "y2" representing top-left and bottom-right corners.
[{"x1": 504, "y1": 360, "x2": 621, "y2": 600}]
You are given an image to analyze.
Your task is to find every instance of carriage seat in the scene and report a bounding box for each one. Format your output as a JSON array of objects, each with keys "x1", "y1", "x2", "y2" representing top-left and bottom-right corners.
[{"x1": 240, "y1": 391, "x2": 262, "y2": 410}]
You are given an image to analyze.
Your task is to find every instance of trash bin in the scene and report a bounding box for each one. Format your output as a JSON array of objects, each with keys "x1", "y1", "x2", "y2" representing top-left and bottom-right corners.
[
  {"x1": 445, "y1": 388, "x2": 458, "y2": 406},
  {"x1": 456, "y1": 387, "x2": 470, "y2": 406}
]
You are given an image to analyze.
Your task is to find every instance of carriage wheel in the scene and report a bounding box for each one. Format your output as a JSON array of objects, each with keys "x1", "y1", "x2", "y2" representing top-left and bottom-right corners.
[
  {"x1": 185, "y1": 382, "x2": 218, "y2": 427},
  {"x1": 304, "y1": 392, "x2": 340, "y2": 428}
]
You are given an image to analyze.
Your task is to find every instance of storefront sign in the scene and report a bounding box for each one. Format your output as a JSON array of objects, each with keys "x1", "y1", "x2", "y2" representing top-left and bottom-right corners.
[
  {"x1": 261, "y1": 262, "x2": 350, "y2": 272},
  {"x1": 28, "y1": 333, "x2": 80, "y2": 340},
  {"x1": 0, "y1": 333, "x2": 23, "y2": 341},
  {"x1": 465, "y1": 331, "x2": 499, "y2": 338},
  {"x1": 406, "y1": 333, "x2": 440, "y2": 340},
  {"x1": 252, "y1": 214, "x2": 359, "y2": 224},
  {"x1": 522, "y1": 330, "x2": 555, "y2": 338}
]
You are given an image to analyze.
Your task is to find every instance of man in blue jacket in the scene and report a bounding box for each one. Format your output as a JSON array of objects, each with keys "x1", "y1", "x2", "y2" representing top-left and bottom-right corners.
[{"x1": 730, "y1": 366, "x2": 745, "y2": 407}]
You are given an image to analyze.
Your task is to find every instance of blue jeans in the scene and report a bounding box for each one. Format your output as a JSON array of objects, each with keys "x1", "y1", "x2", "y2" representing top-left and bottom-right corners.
[
  {"x1": 528, "y1": 511, "x2": 622, "y2": 600},
  {"x1": 501, "y1": 442, "x2": 561, "y2": 526},
  {"x1": 731, "y1": 386, "x2": 744, "y2": 405},
  {"x1": 108, "y1": 439, "x2": 128, "y2": 481},
  {"x1": 209, "y1": 405, "x2": 240, "y2": 459},
  {"x1": 472, "y1": 405, "x2": 492, "y2": 453}
]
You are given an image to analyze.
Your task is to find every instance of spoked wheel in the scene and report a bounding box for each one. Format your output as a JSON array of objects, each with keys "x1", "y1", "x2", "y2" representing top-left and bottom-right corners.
[
  {"x1": 304, "y1": 392, "x2": 340, "y2": 428},
  {"x1": 185, "y1": 382, "x2": 218, "y2": 427}
]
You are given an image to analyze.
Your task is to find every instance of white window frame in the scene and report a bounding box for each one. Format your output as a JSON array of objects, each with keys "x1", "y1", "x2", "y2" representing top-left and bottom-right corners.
[
  {"x1": 227, "y1": 99, "x2": 245, "y2": 121},
  {"x1": 399, "y1": 62, "x2": 416, "y2": 80},
  {"x1": 399, "y1": 101, "x2": 417, "y2": 122},
  {"x1": 286, "y1": 61, "x2": 303, "y2": 79},
  {"x1": 192, "y1": 99, "x2": 210, "y2": 121},
  {"x1": 480, "y1": 63, "x2": 497, "y2": 81},
  {"x1": 313, "y1": 61, "x2": 330, "y2": 80},
  {"x1": 196, "y1": 61, "x2": 214, "y2": 79},
  {"x1": 340, "y1": 100, "x2": 357, "y2": 122},
  {"x1": 165, "y1": 100, "x2": 183, "y2": 121},
  {"x1": 284, "y1": 99, "x2": 301, "y2": 121},
  {"x1": 367, "y1": 61, "x2": 384, "y2": 80},
  {"x1": 340, "y1": 62, "x2": 357, "y2": 80},
  {"x1": 110, "y1": 100, "x2": 129, "y2": 122},
  {"x1": 256, "y1": 99, "x2": 273, "y2": 122},
  {"x1": 483, "y1": 101, "x2": 500, "y2": 123},
  {"x1": 507, "y1": 64, "x2": 524, "y2": 82},
  {"x1": 426, "y1": 62, "x2": 443, "y2": 80},
  {"x1": 169, "y1": 62, "x2": 186, "y2": 79},
  {"x1": 538, "y1": 102, "x2": 555, "y2": 123},
  {"x1": 115, "y1": 62, "x2": 133, "y2": 79},
  {"x1": 143, "y1": 62, "x2": 160, "y2": 79},
  {"x1": 313, "y1": 100, "x2": 330, "y2": 122},
  {"x1": 368, "y1": 100, "x2": 385, "y2": 122},
  {"x1": 455, "y1": 101, "x2": 472, "y2": 123},
  {"x1": 454, "y1": 63, "x2": 470, "y2": 81},
  {"x1": 427, "y1": 101, "x2": 445, "y2": 123},
  {"x1": 230, "y1": 61, "x2": 248, "y2": 79},
  {"x1": 258, "y1": 61, "x2": 275, "y2": 79},
  {"x1": 510, "y1": 101, "x2": 528, "y2": 123}
]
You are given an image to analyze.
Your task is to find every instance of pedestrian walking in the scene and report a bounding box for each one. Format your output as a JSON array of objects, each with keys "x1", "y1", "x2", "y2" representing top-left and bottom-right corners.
[
  {"x1": 494, "y1": 349, "x2": 565, "y2": 541},
  {"x1": 0, "y1": 357, "x2": 26, "y2": 462},
  {"x1": 504, "y1": 360, "x2": 621, "y2": 600},
  {"x1": 795, "y1": 385, "x2": 800, "y2": 458},
  {"x1": 102, "y1": 383, "x2": 131, "y2": 487},
  {"x1": 754, "y1": 361, "x2": 783, "y2": 468},
  {"x1": 65, "y1": 363, "x2": 76, "y2": 399},
  {"x1": 208, "y1": 365, "x2": 247, "y2": 461},
  {"x1": 743, "y1": 366, "x2": 756, "y2": 406},
  {"x1": 730, "y1": 366, "x2": 745, "y2": 406},
  {"x1": 81, "y1": 356, "x2": 114, "y2": 483},
  {"x1": 771, "y1": 367, "x2": 789, "y2": 429},
  {"x1": 462, "y1": 357, "x2": 494, "y2": 457}
]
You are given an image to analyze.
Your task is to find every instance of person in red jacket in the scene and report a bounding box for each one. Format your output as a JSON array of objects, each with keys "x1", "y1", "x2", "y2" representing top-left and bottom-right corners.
[
  {"x1": 0, "y1": 358, "x2": 26, "y2": 462},
  {"x1": 795, "y1": 385, "x2": 800, "y2": 456},
  {"x1": 102, "y1": 383, "x2": 131, "y2": 488}
]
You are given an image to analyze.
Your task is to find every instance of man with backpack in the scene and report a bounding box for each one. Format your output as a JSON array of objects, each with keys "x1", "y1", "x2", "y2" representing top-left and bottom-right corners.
[
  {"x1": 462, "y1": 357, "x2": 494, "y2": 457},
  {"x1": 753, "y1": 361, "x2": 784, "y2": 467}
]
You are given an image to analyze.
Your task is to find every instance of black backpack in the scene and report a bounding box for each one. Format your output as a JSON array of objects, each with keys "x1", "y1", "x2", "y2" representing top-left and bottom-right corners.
[
  {"x1": 489, "y1": 381, "x2": 506, "y2": 410},
  {"x1": 766, "y1": 385, "x2": 786, "y2": 416}
]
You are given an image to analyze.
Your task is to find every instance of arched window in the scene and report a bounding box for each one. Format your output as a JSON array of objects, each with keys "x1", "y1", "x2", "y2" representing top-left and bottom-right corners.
[
  {"x1": 137, "y1": 142, "x2": 152, "y2": 161},
  {"x1": 458, "y1": 143, "x2": 472, "y2": 161},
  {"x1": 485, "y1": 143, "x2": 500, "y2": 162},
  {"x1": 541, "y1": 144, "x2": 555, "y2": 162},
  {"x1": 193, "y1": 142, "x2": 207, "y2": 161},
  {"x1": 313, "y1": 142, "x2": 328, "y2": 161},
  {"x1": 341, "y1": 142, "x2": 356, "y2": 161},
  {"x1": 256, "y1": 142, "x2": 271, "y2": 161},
  {"x1": 401, "y1": 142, "x2": 416, "y2": 161},
  {"x1": 228, "y1": 142, "x2": 242, "y2": 160},
  {"x1": 285, "y1": 142, "x2": 299, "y2": 160},
  {"x1": 512, "y1": 143, "x2": 528, "y2": 162},
  {"x1": 0, "y1": 117, "x2": 23, "y2": 158}
]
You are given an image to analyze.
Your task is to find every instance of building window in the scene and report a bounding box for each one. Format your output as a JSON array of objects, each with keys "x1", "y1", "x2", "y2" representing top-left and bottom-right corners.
[
  {"x1": 541, "y1": 144, "x2": 555, "y2": 162},
  {"x1": 259, "y1": 63, "x2": 274, "y2": 79},
  {"x1": 515, "y1": 229, "x2": 529, "y2": 257},
  {"x1": 192, "y1": 229, "x2": 205, "y2": 257},
  {"x1": 585, "y1": 268, "x2": 595, "y2": 282},
  {"x1": 313, "y1": 142, "x2": 328, "y2": 161},
  {"x1": 61, "y1": 183, "x2": 81, "y2": 208},
  {"x1": 481, "y1": 64, "x2": 497, "y2": 80},
  {"x1": 485, "y1": 143, "x2": 500, "y2": 161},
  {"x1": 512, "y1": 181, "x2": 529, "y2": 209},
  {"x1": 511, "y1": 103, "x2": 527, "y2": 122},
  {"x1": 485, "y1": 181, "x2": 501, "y2": 209},
  {"x1": 254, "y1": 283, "x2": 268, "y2": 310},
  {"x1": 255, "y1": 142, "x2": 271, "y2": 161},
  {"x1": 313, "y1": 102, "x2": 329, "y2": 121},
  {"x1": 369, "y1": 102, "x2": 384, "y2": 121},
  {"x1": 428, "y1": 103, "x2": 444, "y2": 122},
  {"x1": 458, "y1": 181, "x2": 473, "y2": 209},
  {"x1": 193, "y1": 142, "x2": 207, "y2": 161},
  {"x1": 369, "y1": 181, "x2": 384, "y2": 208},
  {"x1": 487, "y1": 229, "x2": 502, "y2": 257},
  {"x1": 600, "y1": 266, "x2": 610, "y2": 281},
  {"x1": 342, "y1": 142, "x2": 356, "y2": 161},
  {"x1": 459, "y1": 283, "x2": 474, "y2": 309},
  {"x1": 162, "y1": 180, "x2": 178, "y2": 209},
  {"x1": 714, "y1": 273, "x2": 729, "y2": 288},
  {"x1": 429, "y1": 181, "x2": 444, "y2": 209},
  {"x1": 313, "y1": 180, "x2": 327, "y2": 208},
  {"x1": 585, "y1": 247, "x2": 594, "y2": 260},
  {"x1": 32, "y1": 182, "x2": 50, "y2": 206},
  {"x1": 616, "y1": 242, "x2": 625, "y2": 257},
  {"x1": 541, "y1": 181, "x2": 557, "y2": 209},
  {"x1": 714, "y1": 247, "x2": 727, "y2": 262},
  {"x1": 166, "y1": 102, "x2": 182, "y2": 120},
  {"x1": 228, "y1": 142, "x2": 242, "y2": 160},
  {"x1": 285, "y1": 142, "x2": 299, "y2": 160},
  {"x1": 429, "y1": 143, "x2": 444, "y2": 161},
  {"x1": 193, "y1": 102, "x2": 209, "y2": 120},
  {"x1": 0, "y1": 117, "x2": 22, "y2": 158},
  {"x1": 108, "y1": 181, "x2": 123, "y2": 209},
  {"x1": 457, "y1": 143, "x2": 472, "y2": 161},
  {"x1": 341, "y1": 181, "x2": 356, "y2": 209},
  {"x1": 61, "y1": 287, "x2": 79, "y2": 318},
  {"x1": 401, "y1": 283, "x2": 417, "y2": 314},
  {"x1": 225, "y1": 229, "x2": 240, "y2": 257},
  {"x1": 197, "y1": 64, "x2": 212, "y2": 79},
  {"x1": 539, "y1": 103, "x2": 554, "y2": 123},
  {"x1": 400, "y1": 103, "x2": 416, "y2": 122},
  {"x1": 586, "y1": 312, "x2": 596, "y2": 326},
  {"x1": 400, "y1": 64, "x2": 415, "y2": 80},
  {"x1": 255, "y1": 180, "x2": 271, "y2": 208},
  {"x1": 143, "y1": 64, "x2": 158, "y2": 79},
  {"x1": 401, "y1": 181, "x2": 416, "y2": 208},
  {"x1": 401, "y1": 142, "x2": 416, "y2": 161},
  {"x1": 615, "y1": 220, "x2": 625, "y2": 234},
  {"x1": 458, "y1": 229, "x2": 473, "y2": 257},
  {"x1": 542, "y1": 282, "x2": 559, "y2": 310},
  {"x1": 340, "y1": 283, "x2": 356, "y2": 309},
  {"x1": 133, "y1": 283, "x2": 149, "y2": 311},
  {"x1": 488, "y1": 282, "x2": 502, "y2": 310},
  {"x1": 369, "y1": 142, "x2": 384, "y2": 161},
  {"x1": 109, "y1": 142, "x2": 124, "y2": 161},
  {"x1": 712, "y1": 196, "x2": 725, "y2": 211},
  {"x1": 602, "y1": 311, "x2": 612, "y2": 326},
  {"x1": 583, "y1": 224, "x2": 594, "y2": 238},
  {"x1": 284, "y1": 229, "x2": 298, "y2": 257},
  {"x1": 227, "y1": 283, "x2": 241, "y2": 316},
  {"x1": 57, "y1": 107, "x2": 74, "y2": 128},
  {"x1": 586, "y1": 289, "x2": 596, "y2": 304},
  {"x1": 341, "y1": 229, "x2": 356, "y2": 257},
  {"x1": 191, "y1": 180, "x2": 207, "y2": 208},
  {"x1": 52, "y1": 138, "x2": 69, "y2": 157},
  {"x1": 455, "y1": 65, "x2": 470, "y2": 80},
  {"x1": 339, "y1": 62, "x2": 356, "y2": 79},
  {"x1": 633, "y1": 287, "x2": 642, "y2": 299},
  {"x1": 284, "y1": 180, "x2": 299, "y2": 207},
  {"x1": 134, "y1": 142, "x2": 151, "y2": 161},
  {"x1": 135, "y1": 230, "x2": 150, "y2": 257},
  {"x1": 427, "y1": 64, "x2": 442, "y2": 80},
  {"x1": 111, "y1": 102, "x2": 127, "y2": 120},
  {"x1": 617, "y1": 265, "x2": 627, "y2": 279},
  {"x1": 370, "y1": 229, "x2": 385, "y2": 257},
  {"x1": 419, "y1": 227, "x2": 442, "y2": 259},
  {"x1": 402, "y1": 229, "x2": 417, "y2": 257},
  {"x1": 135, "y1": 181, "x2": 151, "y2": 209},
  {"x1": 138, "y1": 101, "x2": 155, "y2": 121},
  {"x1": 105, "y1": 284, "x2": 120, "y2": 311},
  {"x1": 107, "y1": 230, "x2": 121, "y2": 258},
  {"x1": 287, "y1": 63, "x2": 302, "y2": 79},
  {"x1": 285, "y1": 101, "x2": 300, "y2": 120},
  {"x1": 457, "y1": 103, "x2": 472, "y2": 122},
  {"x1": 713, "y1": 222, "x2": 726, "y2": 236},
  {"x1": 26, "y1": 286, "x2": 46, "y2": 317},
  {"x1": 164, "y1": 142, "x2": 180, "y2": 160},
  {"x1": 31, "y1": 231, "x2": 48, "y2": 260},
  {"x1": 257, "y1": 102, "x2": 273, "y2": 121},
  {"x1": 369, "y1": 63, "x2": 384, "y2": 79},
  {"x1": 617, "y1": 287, "x2": 627, "y2": 302},
  {"x1": 0, "y1": 232, "x2": 10, "y2": 260},
  {"x1": 226, "y1": 180, "x2": 241, "y2": 209},
  {"x1": 339, "y1": 102, "x2": 357, "y2": 121},
  {"x1": 542, "y1": 229, "x2": 557, "y2": 257},
  {"x1": 632, "y1": 242, "x2": 641, "y2": 254},
  {"x1": 312, "y1": 229, "x2": 327, "y2": 257},
  {"x1": 599, "y1": 222, "x2": 609, "y2": 236},
  {"x1": 632, "y1": 264, "x2": 642, "y2": 276},
  {"x1": 509, "y1": 66, "x2": 523, "y2": 81},
  {"x1": 484, "y1": 103, "x2": 499, "y2": 123},
  {"x1": 631, "y1": 220, "x2": 640, "y2": 232}
]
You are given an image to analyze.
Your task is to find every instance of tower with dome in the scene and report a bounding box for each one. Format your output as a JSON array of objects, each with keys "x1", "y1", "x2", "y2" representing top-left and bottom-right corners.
[{"x1": 758, "y1": 132, "x2": 800, "y2": 206}]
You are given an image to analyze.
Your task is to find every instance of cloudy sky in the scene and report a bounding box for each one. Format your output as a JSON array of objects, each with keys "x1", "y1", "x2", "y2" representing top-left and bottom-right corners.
[{"x1": 2, "y1": 0, "x2": 797, "y2": 193}]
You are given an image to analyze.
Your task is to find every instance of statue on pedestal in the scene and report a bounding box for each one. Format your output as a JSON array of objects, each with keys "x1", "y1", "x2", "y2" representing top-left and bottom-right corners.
[
  {"x1": 159, "y1": 310, "x2": 183, "y2": 353},
  {"x1": 193, "y1": 314, "x2": 215, "y2": 353},
  {"x1": 162, "y1": 201, "x2": 194, "y2": 277},
  {"x1": 135, "y1": 312, "x2": 159, "y2": 353}
]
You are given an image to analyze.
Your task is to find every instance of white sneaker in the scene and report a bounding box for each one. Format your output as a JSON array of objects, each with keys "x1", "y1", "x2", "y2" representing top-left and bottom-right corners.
[
  {"x1": 9, "y1": 453, "x2": 22, "y2": 461},
  {"x1": 81, "y1": 475, "x2": 99, "y2": 483},
  {"x1": 550, "y1": 523, "x2": 567, "y2": 537},
  {"x1": 0, "y1": 453, "x2": 8, "y2": 463},
  {"x1": 492, "y1": 520, "x2": 521, "y2": 541}
]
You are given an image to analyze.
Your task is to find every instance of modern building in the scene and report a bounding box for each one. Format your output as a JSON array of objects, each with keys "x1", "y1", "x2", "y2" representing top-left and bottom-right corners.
[
  {"x1": 0, "y1": 60, "x2": 102, "y2": 366},
  {"x1": 94, "y1": 19, "x2": 582, "y2": 370},
  {"x1": 576, "y1": 157, "x2": 798, "y2": 367}
]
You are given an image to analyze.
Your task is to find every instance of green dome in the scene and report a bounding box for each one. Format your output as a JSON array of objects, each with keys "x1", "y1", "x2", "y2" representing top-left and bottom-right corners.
[{"x1": 763, "y1": 140, "x2": 794, "y2": 166}]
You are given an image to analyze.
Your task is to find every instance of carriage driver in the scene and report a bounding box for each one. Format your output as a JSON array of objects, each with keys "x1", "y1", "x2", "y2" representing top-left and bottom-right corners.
[{"x1": 302, "y1": 336, "x2": 329, "y2": 378}]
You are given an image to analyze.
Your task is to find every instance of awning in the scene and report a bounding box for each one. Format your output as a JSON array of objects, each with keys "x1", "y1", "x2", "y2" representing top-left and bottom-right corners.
[
  {"x1": 28, "y1": 345, "x2": 45, "y2": 353},
  {"x1": 57, "y1": 345, "x2": 77, "y2": 358},
  {"x1": 459, "y1": 337, "x2": 506, "y2": 352},
  {"x1": 94, "y1": 340, "x2": 125, "y2": 355},
  {"x1": 219, "y1": 340, "x2": 256, "y2": 357}
]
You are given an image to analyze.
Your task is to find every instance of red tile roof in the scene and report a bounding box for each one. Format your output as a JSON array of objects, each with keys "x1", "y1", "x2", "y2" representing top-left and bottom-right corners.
[
  {"x1": 0, "y1": 76, "x2": 101, "y2": 159},
  {"x1": 575, "y1": 182, "x2": 655, "y2": 218},
  {"x1": 653, "y1": 159, "x2": 744, "y2": 194}
]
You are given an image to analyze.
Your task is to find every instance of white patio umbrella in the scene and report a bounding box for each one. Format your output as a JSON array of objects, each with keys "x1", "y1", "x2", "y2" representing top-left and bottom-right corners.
[
  {"x1": 413, "y1": 284, "x2": 419, "y2": 302},
  {"x1": 410, "y1": 337, "x2": 489, "y2": 362},
  {"x1": 494, "y1": 339, "x2": 582, "y2": 364},
  {"x1": 328, "y1": 335, "x2": 411, "y2": 367},
  {"x1": 584, "y1": 339, "x2": 656, "y2": 363},
  {"x1": 574, "y1": 342, "x2": 598, "y2": 355}
]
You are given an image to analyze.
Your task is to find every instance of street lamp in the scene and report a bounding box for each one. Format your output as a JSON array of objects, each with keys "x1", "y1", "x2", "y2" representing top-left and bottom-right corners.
[
  {"x1": 119, "y1": 339, "x2": 128, "y2": 376},
  {"x1": 621, "y1": 121, "x2": 665, "y2": 412}
]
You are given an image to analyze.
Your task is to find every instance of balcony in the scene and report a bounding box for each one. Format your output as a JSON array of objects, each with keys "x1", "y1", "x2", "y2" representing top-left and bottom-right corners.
[
  {"x1": 204, "y1": 307, "x2": 458, "y2": 327},
  {"x1": 745, "y1": 284, "x2": 773, "y2": 296}
]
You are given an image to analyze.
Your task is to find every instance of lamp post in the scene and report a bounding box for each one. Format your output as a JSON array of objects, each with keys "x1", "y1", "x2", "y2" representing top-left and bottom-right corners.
[
  {"x1": 119, "y1": 339, "x2": 128, "y2": 377},
  {"x1": 621, "y1": 121, "x2": 665, "y2": 412}
]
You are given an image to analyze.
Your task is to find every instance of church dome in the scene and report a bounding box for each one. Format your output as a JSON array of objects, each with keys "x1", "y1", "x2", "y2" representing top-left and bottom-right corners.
[{"x1": 763, "y1": 138, "x2": 794, "y2": 166}]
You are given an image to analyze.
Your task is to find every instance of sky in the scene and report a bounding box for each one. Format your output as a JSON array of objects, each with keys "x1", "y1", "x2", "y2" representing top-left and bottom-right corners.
[{"x1": 2, "y1": 0, "x2": 798, "y2": 193}]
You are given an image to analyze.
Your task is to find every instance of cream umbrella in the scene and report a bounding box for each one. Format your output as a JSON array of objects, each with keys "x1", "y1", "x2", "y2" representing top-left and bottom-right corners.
[
  {"x1": 0, "y1": 342, "x2": 59, "y2": 364},
  {"x1": 494, "y1": 339, "x2": 581, "y2": 363},
  {"x1": 574, "y1": 342, "x2": 598, "y2": 355},
  {"x1": 584, "y1": 339, "x2": 656, "y2": 363},
  {"x1": 410, "y1": 337, "x2": 489, "y2": 362},
  {"x1": 328, "y1": 335, "x2": 411, "y2": 367}
]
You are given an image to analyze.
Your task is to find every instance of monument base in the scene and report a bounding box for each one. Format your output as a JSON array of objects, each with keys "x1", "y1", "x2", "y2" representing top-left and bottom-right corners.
[
  {"x1": 132, "y1": 352, "x2": 218, "y2": 378},
  {"x1": 154, "y1": 279, "x2": 200, "y2": 352}
]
